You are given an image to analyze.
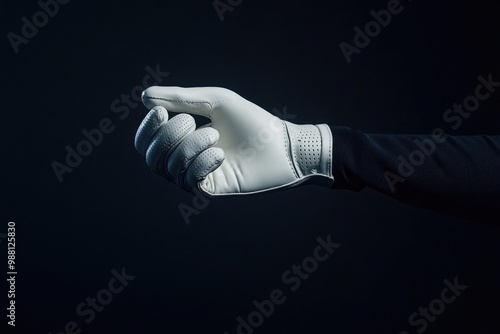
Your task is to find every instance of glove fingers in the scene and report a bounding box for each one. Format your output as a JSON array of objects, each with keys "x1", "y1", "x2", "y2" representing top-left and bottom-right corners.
[
  {"x1": 167, "y1": 127, "x2": 220, "y2": 187},
  {"x1": 134, "y1": 106, "x2": 169, "y2": 156},
  {"x1": 145, "y1": 114, "x2": 196, "y2": 174},
  {"x1": 185, "y1": 147, "x2": 225, "y2": 190}
]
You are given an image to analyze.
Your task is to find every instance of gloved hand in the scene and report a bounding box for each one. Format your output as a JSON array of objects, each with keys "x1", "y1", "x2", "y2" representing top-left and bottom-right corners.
[{"x1": 135, "y1": 86, "x2": 334, "y2": 197}]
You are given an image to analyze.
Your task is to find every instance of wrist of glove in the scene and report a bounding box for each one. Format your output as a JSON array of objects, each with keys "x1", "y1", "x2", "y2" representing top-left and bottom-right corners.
[{"x1": 134, "y1": 87, "x2": 334, "y2": 197}]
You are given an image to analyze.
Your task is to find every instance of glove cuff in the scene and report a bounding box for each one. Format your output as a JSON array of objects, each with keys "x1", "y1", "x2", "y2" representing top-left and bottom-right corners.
[{"x1": 284, "y1": 121, "x2": 334, "y2": 187}]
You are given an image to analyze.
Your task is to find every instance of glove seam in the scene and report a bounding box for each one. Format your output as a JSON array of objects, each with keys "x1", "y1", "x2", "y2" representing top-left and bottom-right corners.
[
  {"x1": 282, "y1": 121, "x2": 299, "y2": 179},
  {"x1": 144, "y1": 96, "x2": 214, "y2": 108},
  {"x1": 324, "y1": 124, "x2": 333, "y2": 178},
  {"x1": 209, "y1": 97, "x2": 239, "y2": 117},
  {"x1": 143, "y1": 96, "x2": 239, "y2": 119},
  {"x1": 201, "y1": 176, "x2": 314, "y2": 197},
  {"x1": 328, "y1": 126, "x2": 333, "y2": 179}
]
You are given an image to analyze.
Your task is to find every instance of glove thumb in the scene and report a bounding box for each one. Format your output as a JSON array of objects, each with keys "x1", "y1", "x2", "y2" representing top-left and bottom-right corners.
[{"x1": 141, "y1": 86, "x2": 237, "y2": 119}]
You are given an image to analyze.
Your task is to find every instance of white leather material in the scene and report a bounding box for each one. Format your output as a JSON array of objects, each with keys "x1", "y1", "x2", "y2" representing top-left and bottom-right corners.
[
  {"x1": 167, "y1": 127, "x2": 220, "y2": 187},
  {"x1": 135, "y1": 86, "x2": 334, "y2": 197},
  {"x1": 145, "y1": 113, "x2": 195, "y2": 174},
  {"x1": 134, "y1": 106, "x2": 169, "y2": 156},
  {"x1": 285, "y1": 122, "x2": 323, "y2": 178},
  {"x1": 186, "y1": 147, "x2": 225, "y2": 190},
  {"x1": 316, "y1": 124, "x2": 333, "y2": 179}
]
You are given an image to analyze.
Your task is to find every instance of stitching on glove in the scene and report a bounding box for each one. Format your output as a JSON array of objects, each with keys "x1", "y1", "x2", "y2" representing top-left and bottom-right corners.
[
  {"x1": 144, "y1": 96, "x2": 214, "y2": 108},
  {"x1": 283, "y1": 121, "x2": 299, "y2": 179},
  {"x1": 203, "y1": 176, "x2": 311, "y2": 196},
  {"x1": 291, "y1": 126, "x2": 300, "y2": 177},
  {"x1": 327, "y1": 126, "x2": 332, "y2": 178},
  {"x1": 143, "y1": 96, "x2": 239, "y2": 119}
]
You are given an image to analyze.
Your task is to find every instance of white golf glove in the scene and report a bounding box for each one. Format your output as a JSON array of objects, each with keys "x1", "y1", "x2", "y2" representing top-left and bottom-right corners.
[{"x1": 135, "y1": 86, "x2": 333, "y2": 197}]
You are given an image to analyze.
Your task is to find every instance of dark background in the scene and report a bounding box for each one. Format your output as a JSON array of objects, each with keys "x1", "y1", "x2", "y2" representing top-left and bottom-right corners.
[{"x1": 3, "y1": 0, "x2": 500, "y2": 333}]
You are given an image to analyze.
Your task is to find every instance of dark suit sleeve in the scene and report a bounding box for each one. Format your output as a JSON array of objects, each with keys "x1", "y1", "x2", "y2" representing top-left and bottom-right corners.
[{"x1": 330, "y1": 126, "x2": 500, "y2": 224}]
